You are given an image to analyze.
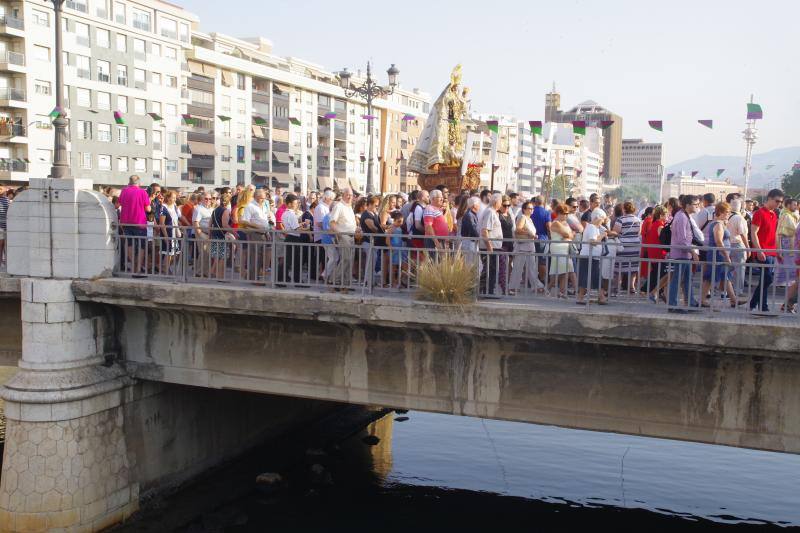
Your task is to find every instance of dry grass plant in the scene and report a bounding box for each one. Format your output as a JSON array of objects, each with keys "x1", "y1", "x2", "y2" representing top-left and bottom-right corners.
[{"x1": 414, "y1": 252, "x2": 477, "y2": 305}]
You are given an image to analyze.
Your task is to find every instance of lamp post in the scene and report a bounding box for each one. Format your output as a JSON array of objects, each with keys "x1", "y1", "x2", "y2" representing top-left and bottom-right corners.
[
  {"x1": 336, "y1": 62, "x2": 399, "y2": 194},
  {"x1": 50, "y1": 0, "x2": 70, "y2": 179},
  {"x1": 742, "y1": 94, "x2": 758, "y2": 201}
]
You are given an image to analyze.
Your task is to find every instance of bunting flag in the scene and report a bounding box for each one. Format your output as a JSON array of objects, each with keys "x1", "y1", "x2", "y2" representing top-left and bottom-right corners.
[
  {"x1": 49, "y1": 106, "x2": 64, "y2": 120},
  {"x1": 147, "y1": 112, "x2": 163, "y2": 121},
  {"x1": 253, "y1": 116, "x2": 267, "y2": 125},
  {"x1": 113, "y1": 111, "x2": 125, "y2": 125},
  {"x1": 360, "y1": 154, "x2": 367, "y2": 162},
  {"x1": 361, "y1": 114, "x2": 376, "y2": 121},
  {"x1": 599, "y1": 120, "x2": 614, "y2": 129},
  {"x1": 323, "y1": 112, "x2": 337, "y2": 120},
  {"x1": 288, "y1": 117, "x2": 301, "y2": 126},
  {"x1": 402, "y1": 114, "x2": 415, "y2": 121},
  {"x1": 217, "y1": 115, "x2": 231, "y2": 122},
  {"x1": 716, "y1": 168, "x2": 725, "y2": 177},
  {"x1": 765, "y1": 164, "x2": 775, "y2": 170},
  {"x1": 698, "y1": 119, "x2": 713, "y2": 129},
  {"x1": 747, "y1": 103, "x2": 763, "y2": 120},
  {"x1": 648, "y1": 120, "x2": 663, "y2": 132},
  {"x1": 576, "y1": 169, "x2": 582, "y2": 177},
  {"x1": 529, "y1": 120, "x2": 542, "y2": 135},
  {"x1": 181, "y1": 114, "x2": 197, "y2": 126},
  {"x1": 691, "y1": 171, "x2": 699, "y2": 178},
  {"x1": 571, "y1": 120, "x2": 586, "y2": 135},
  {"x1": 486, "y1": 120, "x2": 499, "y2": 133},
  {"x1": 667, "y1": 173, "x2": 675, "y2": 179}
]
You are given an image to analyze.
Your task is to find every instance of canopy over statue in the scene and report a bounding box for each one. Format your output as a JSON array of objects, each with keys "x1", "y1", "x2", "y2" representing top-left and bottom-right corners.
[{"x1": 409, "y1": 65, "x2": 481, "y2": 192}]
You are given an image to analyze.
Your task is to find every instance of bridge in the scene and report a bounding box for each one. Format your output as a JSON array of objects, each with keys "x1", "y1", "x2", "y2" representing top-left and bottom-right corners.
[{"x1": 0, "y1": 178, "x2": 799, "y2": 531}]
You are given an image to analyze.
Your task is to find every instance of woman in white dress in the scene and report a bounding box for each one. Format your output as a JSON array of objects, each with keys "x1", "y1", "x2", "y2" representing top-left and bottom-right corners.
[
  {"x1": 548, "y1": 204, "x2": 575, "y2": 298},
  {"x1": 508, "y1": 201, "x2": 543, "y2": 294}
]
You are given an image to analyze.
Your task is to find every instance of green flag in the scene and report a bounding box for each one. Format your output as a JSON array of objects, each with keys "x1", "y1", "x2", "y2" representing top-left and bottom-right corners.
[
  {"x1": 486, "y1": 120, "x2": 499, "y2": 133},
  {"x1": 289, "y1": 117, "x2": 301, "y2": 126},
  {"x1": 572, "y1": 120, "x2": 586, "y2": 135},
  {"x1": 529, "y1": 121, "x2": 542, "y2": 135}
]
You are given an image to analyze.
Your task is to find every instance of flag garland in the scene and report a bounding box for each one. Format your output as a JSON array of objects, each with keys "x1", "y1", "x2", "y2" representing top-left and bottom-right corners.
[
  {"x1": 691, "y1": 170, "x2": 699, "y2": 177},
  {"x1": 599, "y1": 120, "x2": 614, "y2": 129},
  {"x1": 571, "y1": 120, "x2": 586, "y2": 135},
  {"x1": 113, "y1": 111, "x2": 125, "y2": 125},
  {"x1": 747, "y1": 103, "x2": 763, "y2": 120},
  {"x1": 217, "y1": 115, "x2": 231, "y2": 122},
  {"x1": 361, "y1": 114, "x2": 377, "y2": 121},
  {"x1": 648, "y1": 120, "x2": 663, "y2": 132},
  {"x1": 402, "y1": 114, "x2": 415, "y2": 121},
  {"x1": 288, "y1": 117, "x2": 301, "y2": 126},
  {"x1": 49, "y1": 106, "x2": 64, "y2": 120},
  {"x1": 486, "y1": 120, "x2": 499, "y2": 133},
  {"x1": 253, "y1": 116, "x2": 267, "y2": 125},
  {"x1": 147, "y1": 112, "x2": 163, "y2": 121},
  {"x1": 181, "y1": 114, "x2": 197, "y2": 126},
  {"x1": 698, "y1": 119, "x2": 713, "y2": 129},
  {"x1": 529, "y1": 120, "x2": 542, "y2": 135},
  {"x1": 716, "y1": 168, "x2": 725, "y2": 177},
  {"x1": 323, "y1": 112, "x2": 337, "y2": 120}
]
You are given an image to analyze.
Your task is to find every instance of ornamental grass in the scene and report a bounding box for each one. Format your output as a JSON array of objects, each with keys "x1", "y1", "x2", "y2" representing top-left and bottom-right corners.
[{"x1": 415, "y1": 252, "x2": 477, "y2": 305}]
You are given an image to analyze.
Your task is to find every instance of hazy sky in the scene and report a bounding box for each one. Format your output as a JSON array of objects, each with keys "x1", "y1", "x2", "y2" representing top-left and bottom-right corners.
[{"x1": 189, "y1": 0, "x2": 800, "y2": 165}]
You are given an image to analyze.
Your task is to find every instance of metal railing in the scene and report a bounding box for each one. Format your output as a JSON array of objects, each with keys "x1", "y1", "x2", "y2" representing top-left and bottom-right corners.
[
  {"x1": 2, "y1": 51, "x2": 24, "y2": 66},
  {"x1": 0, "y1": 15, "x2": 24, "y2": 30},
  {"x1": 0, "y1": 160, "x2": 27, "y2": 172},
  {"x1": 111, "y1": 224, "x2": 800, "y2": 318},
  {"x1": 0, "y1": 123, "x2": 26, "y2": 137},
  {"x1": 0, "y1": 87, "x2": 25, "y2": 101}
]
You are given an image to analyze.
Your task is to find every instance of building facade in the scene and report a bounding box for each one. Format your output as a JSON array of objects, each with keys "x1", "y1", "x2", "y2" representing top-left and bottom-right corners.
[
  {"x1": 621, "y1": 138, "x2": 664, "y2": 200},
  {"x1": 466, "y1": 114, "x2": 518, "y2": 192},
  {"x1": 0, "y1": 0, "x2": 430, "y2": 192},
  {"x1": 663, "y1": 174, "x2": 742, "y2": 200}
]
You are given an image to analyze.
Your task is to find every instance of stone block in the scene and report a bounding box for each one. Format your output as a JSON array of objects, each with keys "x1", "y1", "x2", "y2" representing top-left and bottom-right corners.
[
  {"x1": 50, "y1": 401, "x2": 82, "y2": 422},
  {"x1": 45, "y1": 302, "x2": 77, "y2": 324},
  {"x1": 20, "y1": 278, "x2": 33, "y2": 302},
  {"x1": 45, "y1": 508, "x2": 79, "y2": 529},
  {"x1": 49, "y1": 178, "x2": 94, "y2": 192},
  {"x1": 30, "y1": 280, "x2": 75, "y2": 304},
  {"x1": 21, "y1": 302, "x2": 46, "y2": 323},
  {"x1": 19, "y1": 403, "x2": 53, "y2": 423}
]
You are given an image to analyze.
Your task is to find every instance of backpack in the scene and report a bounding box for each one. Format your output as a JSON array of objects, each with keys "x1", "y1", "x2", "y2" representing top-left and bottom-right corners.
[
  {"x1": 407, "y1": 202, "x2": 425, "y2": 237},
  {"x1": 659, "y1": 221, "x2": 672, "y2": 246}
]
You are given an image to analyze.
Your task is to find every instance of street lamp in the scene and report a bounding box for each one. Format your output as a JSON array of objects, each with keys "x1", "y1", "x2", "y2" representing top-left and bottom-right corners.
[
  {"x1": 50, "y1": 0, "x2": 70, "y2": 179},
  {"x1": 336, "y1": 62, "x2": 399, "y2": 194}
]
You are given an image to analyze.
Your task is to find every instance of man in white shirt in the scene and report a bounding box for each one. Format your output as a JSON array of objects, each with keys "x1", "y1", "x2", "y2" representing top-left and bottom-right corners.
[
  {"x1": 311, "y1": 189, "x2": 335, "y2": 281},
  {"x1": 479, "y1": 193, "x2": 504, "y2": 296},
  {"x1": 692, "y1": 193, "x2": 716, "y2": 243},
  {"x1": 240, "y1": 188, "x2": 273, "y2": 280},
  {"x1": 328, "y1": 187, "x2": 358, "y2": 289}
]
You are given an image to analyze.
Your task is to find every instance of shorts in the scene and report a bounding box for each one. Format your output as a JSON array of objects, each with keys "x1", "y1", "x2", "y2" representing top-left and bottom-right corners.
[
  {"x1": 0, "y1": 228, "x2": 6, "y2": 240},
  {"x1": 123, "y1": 226, "x2": 147, "y2": 251},
  {"x1": 577, "y1": 257, "x2": 601, "y2": 289}
]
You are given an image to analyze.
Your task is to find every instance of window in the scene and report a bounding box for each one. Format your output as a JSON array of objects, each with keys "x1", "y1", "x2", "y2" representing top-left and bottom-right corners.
[
  {"x1": 34, "y1": 80, "x2": 52, "y2": 95},
  {"x1": 319, "y1": 95, "x2": 330, "y2": 107},
  {"x1": 166, "y1": 160, "x2": 177, "y2": 172},
  {"x1": 133, "y1": 157, "x2": 146, "y2": 172},
  {"x1": 117, "y1": 125, "x2": 128, "y2": 144},
  {"x1": 221, "y1": 95, "x2": 231, "y2": 112},
  {"x1": 133, "y1": 38, "x2": 145, "y2": 58},
  {"x1": 237, "y1": 98, "x2": 246, "y2": 114},
  {"x1": 221, "y1": 170, "x2": 230, "y2": 183},
  {"x1": 67, "y1": 0, "x2": 88, "y2": 12},
  {"x1": 160, "y1": 17, "x2": 177, "y2": 39},
  {"x1": 132, "y1": 8, "x2": 150, "y2": 31},
  {"x1": 166, "y1": 103, "x2": 177, "y2": 117},
  {"x1": 76, "y1": 55, "x2": 90, "y2": 78},
  {"x1": 98, "y1": 154, "x2": 111, "y2": 170},
  {"x1": 34, "y1": 115, "x2": 53, "y2": 130},
  {"x1": 165, "y1": 46, "x2": 177, "y2": 60},
  {"x1": 116, "y1": 33, "x2": 127, "y2": 52},
  {"x1": 165, "y1": 75, "x2": 177, "y2": 88},
  {"x1": 118, "y1": 95, "x2": 128, "y2": 113},
  {"x1": 117, "y1": 156, "x2": 128, "y2": 171},
  {"x1": 97, "y1": 60, "x2": 111, "y2": 83},
  {"x1": 134, "y1": 128, "x2": 146, "y2": 145},
  {"x1": 75, "y1": 120, "x2": 92, "y2": 139},
  {"x1": 134, "y1": 98, "x2": 146, "y2": 115},
  {"x1": 116, "y1": 64, "x2": 128, "y2": 86},
  {"x1": 221, "y1": 120, "x2": 230, "y2": 137},
  {"x1": 97, "y1": 123, "x2": 111, "y2": 142},
  {"x1": 96, "y1": 28, "x2": 110, "y2": 48},
  {"x1": 151, "y1": 72, "x2": 161, "y2": 86},
  {"x1": 134, "y1": 68, "x2": 146, "y2": 88},
  {"x1": 75, "y1": 22, "x2": 89, "y2": 46},
  {"x1": 151, "y1": 101, "x2": 161, "y2": 115},
  {"x1": 153, "y1": 130, "x2": 162, "y2": 150},
  {"x1": 189, "y1": 89, "x2": 213, "y2": 105},
  {"x1": 179, "y1": 22, "x2": 189, "y2": 42},
  {"x1": 236, "y1": 122, "x2": 245, "y2": 139},
  {"x1": 33, "y1": 45, "x2": 51, "y2": 62},
  {"x1": 80, "y1": 152, "x2": 92, "y2": 169},
  {"x1": 167, "y1": 133, "x2": 177, "y2": 146},
  {"x1": 114, "y1": 1, "x2": 125, "y2": 24},
  {"x1": 76, "y1": 88, "x2": 91, "y2": 107},
  {"x1": 150, "y1": 43, "x2": 161, "y2": 57},
  {"x1": 97, "y1": 92, "x2": 111, "y2": 110},
  {"x1": 236, "y1": 73, "x2": 246, "y2": 91},
  {"x1": 32, "y1": 9, "x2": 50, "y2": 26}
]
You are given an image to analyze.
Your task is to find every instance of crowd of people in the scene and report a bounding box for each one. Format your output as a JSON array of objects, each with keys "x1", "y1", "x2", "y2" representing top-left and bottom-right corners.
[{"x1": 2, "y1": 177, "x2": 799, "y2": 315}]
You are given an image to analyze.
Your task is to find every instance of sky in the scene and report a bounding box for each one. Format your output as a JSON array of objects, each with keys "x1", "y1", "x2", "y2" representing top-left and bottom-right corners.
[{"x1": 187, "y1": 0, "x2": 800, "y2": 166}]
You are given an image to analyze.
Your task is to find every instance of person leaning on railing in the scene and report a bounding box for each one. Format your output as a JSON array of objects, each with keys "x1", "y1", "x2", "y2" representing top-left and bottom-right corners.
[
  {"x1": 667, "y1": 195, "x2": 700, "y2": 312},
  {"x1": 508, "y1": 201, "x2": 542, "y2": 295},
  {"x1": 328, "y1": 188, "x2": 358, "y2": 290},
  {"x1": 239, "y1": 188, "x2": 274, "y2": 282}
]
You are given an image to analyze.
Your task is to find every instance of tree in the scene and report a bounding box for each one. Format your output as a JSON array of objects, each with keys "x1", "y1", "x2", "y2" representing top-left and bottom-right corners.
[
  {"x1": 781, "y1": 168, "x2": 800, "y2": 198},
  {"x1": 607, "y1": 184, "x2": 659, "y2": 204}
]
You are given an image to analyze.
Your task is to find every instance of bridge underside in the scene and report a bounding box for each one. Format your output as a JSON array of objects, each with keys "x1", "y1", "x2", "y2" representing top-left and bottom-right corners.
[{"x1": 114, "y1": 303, "x2": 800, "y2": 455}]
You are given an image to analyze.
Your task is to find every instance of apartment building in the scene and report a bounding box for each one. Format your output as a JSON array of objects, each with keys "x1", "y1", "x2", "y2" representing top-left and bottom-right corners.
[
  {"x1": 380, "y1": 88, "x2": 429, "y2": 192},
  {"x1": 466, "y1": 114, "x2": 519, "y2": 192},
  {"x1": 0, "y1": 0, "x2": 430, "y2": 191},
  {"x1": 621, "y1": 138, "x2": 664, "y2": 201}
]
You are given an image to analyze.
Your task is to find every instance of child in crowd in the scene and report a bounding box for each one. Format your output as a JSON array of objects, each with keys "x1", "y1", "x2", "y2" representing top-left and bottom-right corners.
[{"x1": 387, "y1": 210, "x2": 408, "y2": 288}]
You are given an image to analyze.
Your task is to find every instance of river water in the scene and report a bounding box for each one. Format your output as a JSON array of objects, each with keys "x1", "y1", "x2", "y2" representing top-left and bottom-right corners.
[{"x1": 119, "y1": 409, "x2": 798, "y2": 532}]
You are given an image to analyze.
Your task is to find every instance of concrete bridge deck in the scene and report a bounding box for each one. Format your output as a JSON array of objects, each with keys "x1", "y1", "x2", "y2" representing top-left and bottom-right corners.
[{"x1": 67, "y1": 278, "x2": 800, "y2": 455}]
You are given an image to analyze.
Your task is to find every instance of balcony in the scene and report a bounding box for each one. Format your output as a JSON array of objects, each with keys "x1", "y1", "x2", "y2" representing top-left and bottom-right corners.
[
  {"x1": 117, "y1": 76, "x2": 128, "y2": 87},
  {"x1": 187, "y1": 131, "x2": 214, "y2": 144},
  {"x1": 76, "y1": 68, "x2": 91, "y2": 80},
  {"x1": 221, "y1": 155, "x2": 231, "y2": 162},
  {"x1": 153, "y1": 142, "x2": 162, "y2": 151},
  {"x1": 187, "y1": 103, "x2": 214, "y2": 118},
  {"x1": 134, "y1": 80, "x2": 147, "y2": 90},
  {"x1": 0, "y1": 15, "x2": 25, "y2": 37},
  {"x1": 132, "y1": 20, "x2": 150, "y2": 32},
  {"x1": 97, "y1": 72, "x2": 110, "y2": 83},
  {"x1": 0, "y1": 123, "x2": 27, "y2": 140},
  {"x1": 66, "y1": 1, "x2": 88, "y2": 13},
  {"x1": 0, "y1": 87, "x2": 26, "y2": 106},
  {"x1": 180, "y1": 144, "x2": 191, "y2": 157},
  {"x1": 252, "y1": 138, "x2": 268, "y2": 151},
  {"x1": 188, "y1": 155, "x2": 214, "y2": 169},
  {"x1": 252, "y1": 160, "x2": 269, "y2": 172},
  {"x1": 0, "y1": 51, "x2": 25, "y2": 73},
  {"x1": 75, "y1": 35, "x2": 90, "y2": 48},
  {"x1": 0, "y1": 159, "x2": 27, "y2": 178}
]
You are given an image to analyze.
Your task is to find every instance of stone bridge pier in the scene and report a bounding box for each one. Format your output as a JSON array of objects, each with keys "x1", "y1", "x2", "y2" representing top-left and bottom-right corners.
[{"x1": 0, "y1": 179, "x2": 338, "y2": 532}]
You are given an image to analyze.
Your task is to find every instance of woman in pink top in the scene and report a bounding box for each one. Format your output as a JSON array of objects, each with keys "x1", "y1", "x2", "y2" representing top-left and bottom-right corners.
[
  {"x1": 118, "y1": 175, "x2": 151, "y2": 276},
  {"x1": 423, "y1": 189, "x2": 450, "y2": 250}
]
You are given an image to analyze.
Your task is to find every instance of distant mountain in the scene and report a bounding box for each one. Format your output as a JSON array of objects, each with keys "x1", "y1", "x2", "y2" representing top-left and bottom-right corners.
[{"x1": 667, "y1": 147, "x2": 800, "y2": 188}]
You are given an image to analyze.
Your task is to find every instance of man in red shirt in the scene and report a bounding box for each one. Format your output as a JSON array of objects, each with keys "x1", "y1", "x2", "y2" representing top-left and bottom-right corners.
[
  {"x1": 118, "y1": 175, "x2": 151, "y2": 276},
  {"x1": 749, "y1": 188, "x2": 784, "y2": 313}
]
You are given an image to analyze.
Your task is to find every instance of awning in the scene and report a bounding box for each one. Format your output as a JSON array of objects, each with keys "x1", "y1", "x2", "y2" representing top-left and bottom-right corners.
[
  {"x1": 220, "y1": 70, "x2": 234, "y2": 87},
  {"x1": 187, "y1": 60, "x2": 205, "y2": 76},
  {"x1": 318, "y1": 176, "x2": 333, "y2": 190},
  {"x1": 202, "y1": 63, "x2": 217, "y2": 78},
  {"x1": 251, "y1": 125, "x2": 265, "y2": 138},
  {"x1": 188, "y1": 141, "x2": 216, "y2": 156},
  {"x1": 271, "y1": 128, "x2": 289, "y2": 142},
  {"x1": 272, "y1": 151, "x2": 291, "y2": 164},
  {"x1": 272, "y1": 82, "x2": 290, "y2": 94},
  {"x1": 251, "y1": 171, "x2": 268, "y2": 177}
]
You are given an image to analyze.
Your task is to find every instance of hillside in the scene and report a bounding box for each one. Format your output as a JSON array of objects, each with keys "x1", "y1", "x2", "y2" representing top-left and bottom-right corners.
[{"x1": 667, "y1": 147, "x2": 800, "y2": 187}]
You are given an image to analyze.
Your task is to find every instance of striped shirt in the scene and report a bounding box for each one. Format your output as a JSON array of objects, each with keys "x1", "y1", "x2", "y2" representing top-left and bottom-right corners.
[{"x1": 0, "y1": 195, "x2": 9, "y2": 231}]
